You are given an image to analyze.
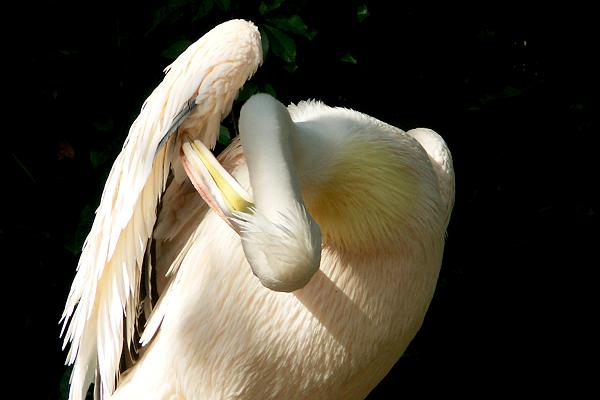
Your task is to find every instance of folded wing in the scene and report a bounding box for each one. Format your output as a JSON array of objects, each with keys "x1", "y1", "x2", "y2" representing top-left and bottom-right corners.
[{"x1": 61, "y1": 20, "x2": 262, "y2": 400}]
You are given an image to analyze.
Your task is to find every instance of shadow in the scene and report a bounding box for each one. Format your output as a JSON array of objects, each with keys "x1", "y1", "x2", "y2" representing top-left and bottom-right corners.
[{"x1": 294, "y1": 268, "x2": 375, "y2": 352}]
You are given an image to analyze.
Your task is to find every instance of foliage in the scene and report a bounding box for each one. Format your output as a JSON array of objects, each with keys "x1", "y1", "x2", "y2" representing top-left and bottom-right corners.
[{"x1": 152, "y1": 0, "x2": 316, "y2": 68}]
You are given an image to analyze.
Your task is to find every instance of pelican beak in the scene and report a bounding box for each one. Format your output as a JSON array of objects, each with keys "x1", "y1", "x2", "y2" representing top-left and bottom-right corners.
[{"x1": 181, "y1": 138, "x2": 254, "y2": 233}]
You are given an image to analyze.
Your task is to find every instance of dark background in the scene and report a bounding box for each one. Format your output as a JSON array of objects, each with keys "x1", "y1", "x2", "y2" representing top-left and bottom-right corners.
[{"x1": 4, "y1": 1, "x2": 597, "y2": 399}]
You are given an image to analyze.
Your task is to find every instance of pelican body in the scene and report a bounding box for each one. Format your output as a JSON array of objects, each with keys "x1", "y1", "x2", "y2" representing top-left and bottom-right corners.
[{"x1": 61, "y1": 20, "x2": 454, "y2": 400}]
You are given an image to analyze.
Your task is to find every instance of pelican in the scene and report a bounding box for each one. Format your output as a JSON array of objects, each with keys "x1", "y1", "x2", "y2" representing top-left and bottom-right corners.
[{"x1": 61, "y1": 20, "x2": 454, "y2": 400}]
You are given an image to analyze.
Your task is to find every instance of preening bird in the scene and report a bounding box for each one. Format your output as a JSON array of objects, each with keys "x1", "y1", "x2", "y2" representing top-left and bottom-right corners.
[{"x1": 61, "y1": 20, "x2": 454, "y2": 400}]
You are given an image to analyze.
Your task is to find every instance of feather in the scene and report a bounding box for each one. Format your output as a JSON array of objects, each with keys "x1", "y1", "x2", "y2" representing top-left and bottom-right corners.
[{"x1": 61, "y1": 20, "x2": 262, "y2": 400}]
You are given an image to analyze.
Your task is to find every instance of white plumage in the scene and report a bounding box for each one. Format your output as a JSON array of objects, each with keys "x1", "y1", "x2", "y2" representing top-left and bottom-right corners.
[{"x1": 61, "y1": 20, "x2": 454, "y2": 400}]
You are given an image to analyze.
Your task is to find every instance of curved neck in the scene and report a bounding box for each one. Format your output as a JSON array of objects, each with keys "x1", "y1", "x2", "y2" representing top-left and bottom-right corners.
[
  {"x1": 239, "y1": 94, "x2": 304, "y2": 220},
  {"x1": 237, "y1": 94, "x2": 321, "y2": 292}
]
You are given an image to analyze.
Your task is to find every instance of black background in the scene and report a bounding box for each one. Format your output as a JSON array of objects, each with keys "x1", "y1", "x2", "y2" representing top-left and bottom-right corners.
[{"x1": 4, "y1": 1, "x2": 597, "y2": 399}]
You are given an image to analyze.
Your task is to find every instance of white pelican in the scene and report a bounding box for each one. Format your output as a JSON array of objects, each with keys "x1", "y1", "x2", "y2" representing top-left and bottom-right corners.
[{"x1": 61, "y1": 19, "x2": 454, "y2": 400}]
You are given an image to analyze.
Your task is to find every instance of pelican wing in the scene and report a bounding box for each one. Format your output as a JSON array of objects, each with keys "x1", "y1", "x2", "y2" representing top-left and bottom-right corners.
[
  {"x1": 407, "y1": 128, "x2": 455, "y2": 226},
  {"x1": 61, "y1": 20, "x2": 262, "y2": 400}
]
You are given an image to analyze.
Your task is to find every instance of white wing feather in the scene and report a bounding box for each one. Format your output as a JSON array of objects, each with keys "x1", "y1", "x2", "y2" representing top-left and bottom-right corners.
[
  {"x1": 407, "y1": 128, "x2": 455, "y2": 225},
  {"x1": 61, "y1": 20, "x2": 262, "y2": 400}
]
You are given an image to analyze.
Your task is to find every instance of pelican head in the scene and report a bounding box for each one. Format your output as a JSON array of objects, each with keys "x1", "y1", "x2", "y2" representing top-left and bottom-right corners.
[{"x1": 235, "y1": 200, "x2": 321, "y2": 292}]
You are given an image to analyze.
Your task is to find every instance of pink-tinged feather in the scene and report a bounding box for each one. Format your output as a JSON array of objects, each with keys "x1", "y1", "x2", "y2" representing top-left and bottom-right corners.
[{"x1": 61, "y1": 20, "x2": 262, "y2": 400}]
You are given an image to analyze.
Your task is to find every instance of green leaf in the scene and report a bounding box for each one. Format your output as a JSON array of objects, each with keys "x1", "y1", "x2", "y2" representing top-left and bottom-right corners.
[
  {"x1": 192, "y1": 0, "x2": 214, "y2": 21},
  {"x1": 259, "y1": 27, "x2": 270, "y2": 60},
  {"x1": 501, "y1": 86, "x2": 522, "y2": 98},
  {"x1": 266, "y1": 15, "x2": 315, "y2": 40},
  {"x1": 259, "y1": 0, "x2": 286, "y2": 15},
  {"x1": 90, "y1": 150, "x2": 110, "y2": 169},
  {"x1": 214, "y1": 0, "x2": 231, "y2": 12},
  {"x1": 238, "y1": 83, "x2": 276, "y2": 102},
  {"x1": 264, "y1": 25, "x2": 296, "y2": 63},
  {"x1": 263, "y1": 83, "x2": 277, "y2": 97},
  {"x1": 218, "y1": 125, "x2": 231, "y2": 145},
  {"x1": 283, "y1": 63, "x2": 298, "y2": 73},
  {"x1": 340, "y1": 53, "x2": 358, "y2": 64},
  {"x1": 479, "y1": 85, "x2": 523, "y2": 105},
  {"x1": 161, "y1": 39, "x2": 193, "y2": 59},
  {"x1": 147, "y1": 0, "x2": 192, "y2": 35},
  {"x1": 59, "y1": 368, "x2": 70, "y2": 400},
  {"x1": 238, "y1": 82, "x2": 259, "y2": 102},
  {"x1": 357, "y1": 4, "x2": 369, "y2": 23},
  {"x1": 149, "y1": 7, "x2": 171, "y2": 33}
]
